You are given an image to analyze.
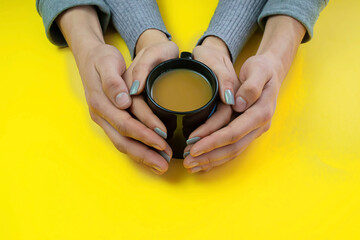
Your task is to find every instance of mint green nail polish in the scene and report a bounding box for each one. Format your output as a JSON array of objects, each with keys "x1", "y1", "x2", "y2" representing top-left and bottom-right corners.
[
  {"x1": 159, "y1": 151, "x2": 171, "y2": 163},
  {"x1": 186, "y1": 137, "x2": 200, "y2": 145},
  {"x1": 225, "y1": 89, "x2": 235, "y2": 105},
  {"x1": 130, "y1": 80, "x2": 140, "y2": 95},
  {"x1": 154, "y1": 127, "x2": 167, "y2": 139},
  {"x1": 183, "y1": 151, "x2": 190, "y2": 158}
]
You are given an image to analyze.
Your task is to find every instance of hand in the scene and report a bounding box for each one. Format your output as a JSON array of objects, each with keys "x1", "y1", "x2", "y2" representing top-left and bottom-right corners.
[
  {"x1": 183, "y1": 54, "x2": 279, "y2": 173},
  {"x1": 193, "y1": 36, "x2": 240, "y2": 105},
  {"x1": 114, "y1": 29, "x2": 179, "y2": 174},
  {"x1": 183, "y1": 16, "x2": 306, "y2": 173},
  {"x1": 80, "y1": 44, "x2": 172, "y2": 175},
  {"x1": 57, "y1": 7, "x2": 171, "y2": 175},
  {"x1": 127, "y1": 29, "x2": 179, "y2": 96}
]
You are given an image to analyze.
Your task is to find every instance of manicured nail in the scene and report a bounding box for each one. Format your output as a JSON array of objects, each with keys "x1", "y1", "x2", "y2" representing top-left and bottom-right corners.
[
  {"x1": 154, "y1": 127, "x2": 167, "y2": 139},
  {"x1": 152, "y1": 165, "x2": 163, "y2": 173},
  {"x1": 129, "y1": 80, "x2": 140, "y2": 95},
  {"x1": 150, "y1": 167, "x2": 162, "y2": 175},
  {"x1": 115, "y1": 92, "x2": 131, "y2": 108},
  {"x1": 183, "y1": 151, "x2": 190, "y2": 158},
  {"x1": 159, "y1": 151, "x2": 171, "y2": 163},
  {"x1": 186, "y1": 137, "x2": 200, "y2": 145},
  {"x1": 187, "y1": 161, "x2": 199, "y2": 168},
  {"x1": 225, "y1": 89, "x2": 235, "y2": 105},
  {"x1": 190, "y1": 166, "x2": 202, "y2": 173},
  {"x1": 235, "y1": 96, "x2": 247, "y2": 112}
]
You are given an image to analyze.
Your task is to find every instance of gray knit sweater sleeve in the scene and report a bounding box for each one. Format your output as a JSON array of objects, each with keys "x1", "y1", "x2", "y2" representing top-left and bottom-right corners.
[
  {"x1": 198, "y1": 0, "x2": 329, "y2": 62},
  {"x1": 258, "y1": 0, "x2": 329, "y2": 42},
  {"x1": 105, "y1": 0, "x2": 171, "y2": 59},
  {"x1": 36, "y1": 0, "x2": 111, "y2": 46},
  {"x1": 198, "y1": 0, "x2": 268, "y2": 62}
]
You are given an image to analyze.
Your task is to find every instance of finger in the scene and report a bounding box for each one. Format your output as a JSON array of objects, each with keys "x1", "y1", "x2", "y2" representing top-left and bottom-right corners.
[
  {"x1": 194, "y1": 54, "x2": 237, "y2": 106},
  {"x1": 130, "y1": 95, "x2": 168, "y2": 139},
  {"x1": 190, "y1": 83, "x2": 276, "y2": 157},
  {"x1": 233, "y1": 61, "x2": 272, "y2": 112},
  {"x1": 184, "y1": 126, "x2": 264, "y2": 169},
  {"x1": 187, "y1": 157, "x2": 235, "y2": 173},
  {"x1": 185, "y1": 102, "x2": 232, "y2": 147},
  {"x1": 88, "y1": 91, "x2": 168, "y2": 152},
  {"x1": 95, "y1": 55, "x2": 132, "y2": 109},
  {"x1": 90, "y1": 112, "x2": 169, "y2": 174},
  {"x1": 130, "y1": 42, "x2": 179, "y2": 95}
]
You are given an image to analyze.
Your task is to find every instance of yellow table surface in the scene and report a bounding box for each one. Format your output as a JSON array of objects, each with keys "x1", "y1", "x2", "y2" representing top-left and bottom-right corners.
[{"x1": 1, "y1": 0, "x2": 360, "y2": 239}]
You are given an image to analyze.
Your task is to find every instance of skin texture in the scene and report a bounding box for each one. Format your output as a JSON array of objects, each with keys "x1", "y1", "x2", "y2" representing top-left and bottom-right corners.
[
  {"x1": 193, "y1": 36, "x2": 240, "y2": 105},
  {"x1": 184, "y1": 15, "x2": 306, "y2": 173},
  {"x1": 56, "y1": 6, "x2": 178, "y2": 175}
]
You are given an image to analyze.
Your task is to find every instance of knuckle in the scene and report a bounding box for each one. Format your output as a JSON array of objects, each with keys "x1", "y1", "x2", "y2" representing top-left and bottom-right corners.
[
  {"x1": 114, "y1": 117, "x2": 128, "y2": 135},
  {"x1": 88, "y1": 93, "x2": 101, "y2": 111},
  {"x1": 263, "y1": 122, "x2": 272, "y2": 132},
  {"x1": 89, "y1": 110, "x2": 99, "y2": 123},
  {"x1": 133, "y1": 62, "x2": 149, "y2": 76},
  {"x1": 114, "y1": 140, "x2": 126, "y2": 154},
  {"x1": 243, "y1": 83, "x2": 261, "y2": 101},
  {"x1": 102, "y1": 76, "x2": 121, "y2": 91},
  {"x1": 222, "y1": 73, "x2": 235, "y2": 86},
  {"x1": 257, "y1": 107, "x2": 273, "y2": 124},
  {"x1": 225, "y1": 126, "x2": 238, "y2": 144},
  {"x1": 200, "y1": 155, "x2": 211, "y2": 165}
]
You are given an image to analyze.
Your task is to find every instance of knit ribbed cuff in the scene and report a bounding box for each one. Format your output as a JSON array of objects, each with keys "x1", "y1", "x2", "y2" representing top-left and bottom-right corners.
[
  {"x1": 258, "y1": 0, "x2": 328, "y2": 43},
  {"x1": 105, "y1": 0, "x2": 171, "y2": 59},
  {"x1": 197, "y1": 0, "x2": 267, "y2": 63},
  {"x1": 36, "y1": 0, "x2": 111, "y2": 46}
]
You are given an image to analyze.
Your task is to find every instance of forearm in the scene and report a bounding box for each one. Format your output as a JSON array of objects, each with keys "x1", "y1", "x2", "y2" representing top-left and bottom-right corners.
[
  {"x1": 256, "y1": 15, "x2": 306, "y2": 79},
  {"x1": 197, "y1": 0, "x2": 267, "y2": 62},
  {"x1": 56, "y1": 6, "x2": 105, "y2": 59}
]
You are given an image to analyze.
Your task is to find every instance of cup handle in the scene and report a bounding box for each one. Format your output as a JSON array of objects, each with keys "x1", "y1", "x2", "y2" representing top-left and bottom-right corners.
[{"x1": 180, "y1": 51, "x2": 193, "y2": 60}]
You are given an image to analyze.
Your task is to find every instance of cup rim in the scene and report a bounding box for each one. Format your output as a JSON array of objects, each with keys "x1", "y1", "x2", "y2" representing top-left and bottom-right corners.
[{"x1": 145, "y1": 57, "x2": 219, "y2": 115}]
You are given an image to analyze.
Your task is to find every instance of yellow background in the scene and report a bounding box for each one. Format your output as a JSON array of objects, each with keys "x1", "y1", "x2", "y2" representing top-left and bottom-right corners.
[{"x1": 1, "y1": 0, "x2": 360, "y2": 239}]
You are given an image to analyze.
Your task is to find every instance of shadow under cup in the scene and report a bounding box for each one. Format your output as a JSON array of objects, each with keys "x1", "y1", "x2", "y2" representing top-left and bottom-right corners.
[{"x1": 145, "y1": 52, "x2": 219, "y2": 159}]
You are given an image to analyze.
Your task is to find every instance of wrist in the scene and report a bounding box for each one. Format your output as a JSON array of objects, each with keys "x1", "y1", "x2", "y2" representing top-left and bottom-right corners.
[
  {"x1": 56, "y1": 6, "x2": 105, "y2": 58},
  {"x1": 135, "y1": 29, "x2": 169, "y2": 55},
  {"x1": 201, "y1": 36, "x2": 231, "y2": 59},
  {"x1": 256, "y1": 15, "x2": 305, "y2": 73}
]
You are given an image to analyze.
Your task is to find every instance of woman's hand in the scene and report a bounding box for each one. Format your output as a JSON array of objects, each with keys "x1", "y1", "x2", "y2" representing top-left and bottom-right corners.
[
  {"x1": 193, "y1": 36, "x2": 240, "y2": 105},
  {"x1": 57, "y1": 6, "x2": 172, "y2": 175},
  {"x1": 184, "y1": 15, "x2": 306, "y2": 173},
  {"x1": 126, "y1": 29, "x2": 179, "y2": 96},
  {"x1": 183, "y1": 54, "x2": 281, "y2": 173}
]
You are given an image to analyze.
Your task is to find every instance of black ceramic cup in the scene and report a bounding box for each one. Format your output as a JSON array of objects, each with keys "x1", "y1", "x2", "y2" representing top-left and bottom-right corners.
[{"x1": 145, "y1": 52, "x2": 218, "y2": 159}]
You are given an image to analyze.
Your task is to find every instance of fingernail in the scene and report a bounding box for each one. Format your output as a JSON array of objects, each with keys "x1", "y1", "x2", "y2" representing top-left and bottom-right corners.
[
  {"x1": 129, "y1": 80, "x2": 140, "y2": 95},
  {"x1": 159, "y1": 151, "x2": 171, "y2": 163},
  {"x1": 235, "y1": 96, "x2": 247, "y2": 112},
  {"x1": 115, "y1": 92, "x2": 131, "y2": 108},
  {"x1": 152, "y1": 165, "x2": 163, "y2": 173},
  {"x1": 183, "y1": 151, "x2": 190, "y2": 158},
  {"x1": 190, "y1": 166, "x2": 202, "y2": 173},
  {"x1": 150, "y1": 167, "x2": 162, "y2": 175},
  {"x1": 225, "y1": 89, "x2": 235, "y2": 105},
  {"x1": 186, "y1": 137, "x2": 200, "y2": 145},
  {"x1": 154, "y1": 127, "x2": 167, "y2": 139},
  {"x1": 187, "y1": 161, "x2": 199, "y2": 168}
]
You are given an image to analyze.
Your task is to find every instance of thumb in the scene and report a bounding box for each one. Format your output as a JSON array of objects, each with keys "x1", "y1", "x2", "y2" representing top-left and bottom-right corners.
[
  {"x1": 233, "y1": 65, "x2": 271, "y2": 112},
  {"x1": 96, "y1": 57, "x2": 132, "y2": 110}
]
